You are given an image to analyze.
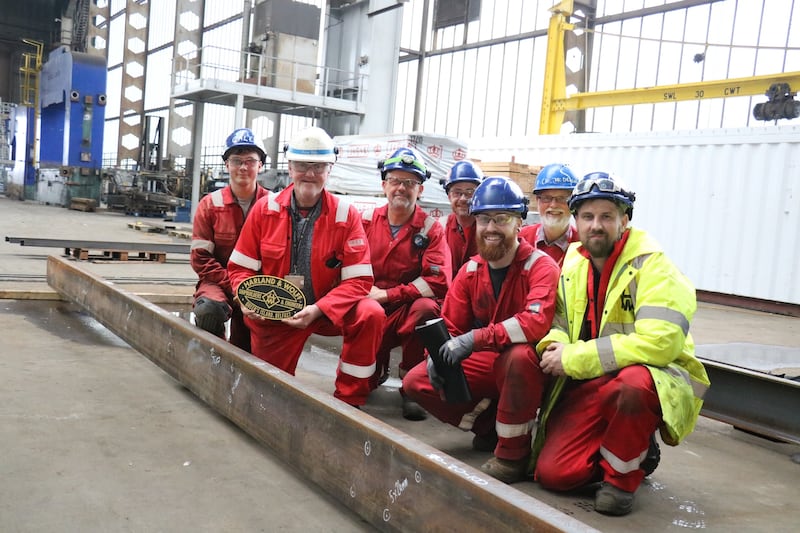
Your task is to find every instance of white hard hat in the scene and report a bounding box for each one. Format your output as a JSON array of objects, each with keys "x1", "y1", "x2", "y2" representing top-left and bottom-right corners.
[{"x1": 284, "y1": 127, "x2": 338, "y2": 163}]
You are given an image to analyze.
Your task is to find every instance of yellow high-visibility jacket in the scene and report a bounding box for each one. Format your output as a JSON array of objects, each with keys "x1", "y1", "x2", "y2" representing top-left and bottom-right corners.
[{"x1": 537, "y1": 227, "x2": 710, "y2": 446}]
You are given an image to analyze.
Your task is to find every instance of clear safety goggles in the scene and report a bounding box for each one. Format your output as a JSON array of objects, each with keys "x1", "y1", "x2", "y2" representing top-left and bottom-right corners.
[{"x1": 573, "y1": 177, "x2": 625, "y2": 196}]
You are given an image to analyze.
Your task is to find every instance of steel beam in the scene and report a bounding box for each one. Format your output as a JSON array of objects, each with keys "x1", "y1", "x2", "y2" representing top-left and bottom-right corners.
[
  {"x1": 46, "y1": 256, "x2": 593, "y2": 533},
  {"x1": 699, "y1": 357, "x2": 800, "y2": 445},
  {"x1": 6, "y1": 236, "x2": 189, "y2": 254}
]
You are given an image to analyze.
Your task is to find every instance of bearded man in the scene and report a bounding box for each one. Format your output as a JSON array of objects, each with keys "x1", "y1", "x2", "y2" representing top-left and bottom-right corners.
[
  {"x1": 519, "y1": 163, "x2": 579, "y2": 266},
  {"x1": 402, "y1": 176, "x2": 560, "y2": 484}
]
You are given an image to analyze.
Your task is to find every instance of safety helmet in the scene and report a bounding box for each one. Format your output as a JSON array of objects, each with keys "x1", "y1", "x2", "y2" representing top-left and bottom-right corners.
[
  {"x1": 568, "y1": 171, "x2": 636, "y2": 219},
  {"x1": 440, "y1": 160, "x2": 484, "y2": 191},
  {"x1": 223, "y1": 128, "x2": 267, "y2": 163},
  {"x1": 378, "y1": 147, "x2": 432, "y2": 182},
  {"x1": 284, "y1": 127, "x2": 338, "y2": 163},
  {"x1": 533, "y1": 163, "x2": 579, "y2": 193},
  {"x1": 469, "y1": 176, "x2": 529, "y2": 219}
]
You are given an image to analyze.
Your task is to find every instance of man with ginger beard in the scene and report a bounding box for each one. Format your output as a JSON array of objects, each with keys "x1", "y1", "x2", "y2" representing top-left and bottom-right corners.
[
  {"x1": 403, "y1": 177, "x2": 559, "y2": 484},
  {"x1": 519, "y1": 163, "x2": 580, "y2": 267}
]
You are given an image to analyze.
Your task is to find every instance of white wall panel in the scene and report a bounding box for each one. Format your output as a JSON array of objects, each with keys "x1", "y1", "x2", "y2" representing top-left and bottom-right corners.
[{"x1": 468, "y1": 126, "x2": 800, "y2": 305}]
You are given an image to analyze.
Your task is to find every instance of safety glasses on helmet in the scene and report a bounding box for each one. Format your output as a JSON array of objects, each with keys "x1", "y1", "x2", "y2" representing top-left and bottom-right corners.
[{"x1": 573, "y1": 177, "x2": 627, "y2": 196}]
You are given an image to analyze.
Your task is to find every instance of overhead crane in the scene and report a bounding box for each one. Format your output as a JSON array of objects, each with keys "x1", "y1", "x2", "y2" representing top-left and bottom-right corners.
[{"x1": 539, "y1": 0, "x2": 800, "y2": 134}]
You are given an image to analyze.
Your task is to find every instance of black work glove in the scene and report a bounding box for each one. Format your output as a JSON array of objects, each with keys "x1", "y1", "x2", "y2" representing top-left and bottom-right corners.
[
  {"x1": 439, "y1": 331, "x2": 475, "y2": 366},
  {"x1": 427, "y1": 356, "x2": 444, "y2": 391}
]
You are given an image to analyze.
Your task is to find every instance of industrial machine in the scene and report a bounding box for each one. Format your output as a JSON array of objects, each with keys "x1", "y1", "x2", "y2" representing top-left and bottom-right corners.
[{"x1": 103, "y1": 168, "x2": 189, "y2": 218}]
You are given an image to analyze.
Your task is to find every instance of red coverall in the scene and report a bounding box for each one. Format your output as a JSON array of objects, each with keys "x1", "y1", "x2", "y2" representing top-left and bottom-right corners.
[
  {"x1": 228, "y1": 186, "x2": 385, "y2": 406},
  {"x1": 519, "y1": 223, "x2": 578, "y2": 266},
  {"x1": 362, "y1": 205, "x2": 452, "y2": 386},
  {"x1": 403, "y1": 241, "x2": 560, "y2": 461},
  {"x1": 442, "y1": 213, "x2": 478, "y2": 275},
  {"x1": 191, "y1": 185, "x2": 268, "y2": 351}
]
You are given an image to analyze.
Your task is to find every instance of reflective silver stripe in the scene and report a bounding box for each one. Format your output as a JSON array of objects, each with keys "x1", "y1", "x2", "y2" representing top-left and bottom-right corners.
[
  {"x1": 501, "y1": 317, "x2": 527, "y2": 343},
  {"x1": 228, "y1": 250, "x2": 261, "y2": 271},
  {"x1": 523, "y1": 249, "x2": 546, "y2": 271},
  {"x1": 600, "y1": 321, "x2": 634, "y2": 335},
  {"x1": 361, "y1": 208, "x2": 374, "y2": 221},
  {"x1": 339, "y1": 360, "x2": 376, "y2": 379},
  {"x1": 627, "y1": 254, "x2": 651, "y2": 306},
  {"x1": 267, "y1": 194, "x2": 280, "y2": 212},
  {"x1": 191, "y1": 239, "x2": 214, "y2": 252},
  {"x1": 637, "y1": 306, "x2": 690, "y2": 336},
  {"x1": 466, "y1": 260, "x2": 478, "y2": 272},
  {"x1": 552, "y1": 313, "x2": 569, "y2": 332},
  {"x1": 631, "y1": 253, "x2": 651, "y2": 269},
  {"x1": 496, "y1": 419, "x2": 535, "y2": 439},
  {"x1": 341, "y1": 263, "x2": 373, "y2": 280},
  {"x1": 458, "y1": 398, "x2": 492, "y2": 431},
  {"x1": 335, "y1": 198, "x2": 350, "y2": 223},
  {"x1": 664, "y1": 366, "x2": 709, "y2": 400},
  {"x1": 596, "y1": 336, "x2": 618, "y2": 373},
  {"x1": 411, "y1": 277, "x2": 434, "y2": 298},
  {"x1": 420, "y1": 215, "x2": 436, "y2": 237},
  {"x1": 600, "y1": 446, "x2": 647, "y2": 474},
  {"x1": 210, "y1": 189, "x2": 224, "y2": 207}
]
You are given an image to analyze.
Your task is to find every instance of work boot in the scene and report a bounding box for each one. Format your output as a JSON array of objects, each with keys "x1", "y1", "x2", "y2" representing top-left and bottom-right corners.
[
  {"x1": 401, "y1": 396, "x2": 427, "y2": 421},
  {"x1": 594, "y1": 483, "x2": 635, "y2": 516},
  {"x1": 480, "y1": 455, "x2": 529, "y2": 484},
  {"x1": 472, "y1": 429, "x2": 498, "y2": 452},
  {"x1": 641, "y1": 432, "x2": 661, "y2": 476}
]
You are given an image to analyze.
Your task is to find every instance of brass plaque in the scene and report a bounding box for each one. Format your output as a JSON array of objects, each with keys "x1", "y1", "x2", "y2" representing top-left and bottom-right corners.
[{"x1": 236, "y1": 275, "x2": 306, "y2": 320}]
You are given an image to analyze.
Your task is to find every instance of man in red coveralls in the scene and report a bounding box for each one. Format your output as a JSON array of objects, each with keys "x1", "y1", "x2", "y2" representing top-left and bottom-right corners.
[
  {"x1": 403, "y1": 177, "x2": 560, "y2": 483},
  {"x1": 228, "y1": 127, "x2": 384, "y2": 407},
  {"x1": 362, "y1": 147, "x2": 452, "y2": 420},
  {"x1": 439, "y1": 160, "x2": 483, "y2": 275},
  {"x1": 519, "y1": 163, "x2": 580, "y2": 266},
  {"x1": 190, "y1": 128, "x2": 269, "y2": 351}
]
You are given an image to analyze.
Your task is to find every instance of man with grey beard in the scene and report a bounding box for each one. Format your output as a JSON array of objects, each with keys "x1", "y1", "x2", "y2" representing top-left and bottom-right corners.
[
  {"x1": 519, "y1": 163, "x2": 579, "y2": 266},
  {"x1": 403, "y1": 177, "x2": 559, "y2": 484}
]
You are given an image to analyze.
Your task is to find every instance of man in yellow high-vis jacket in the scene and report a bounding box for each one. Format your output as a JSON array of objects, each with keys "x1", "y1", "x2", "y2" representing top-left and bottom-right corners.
[{"x1": 533, "y1": 172, "x2": 710, "y2": 516}]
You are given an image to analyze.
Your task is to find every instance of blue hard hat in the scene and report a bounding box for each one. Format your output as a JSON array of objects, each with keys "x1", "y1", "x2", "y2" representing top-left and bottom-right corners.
[
  {"x1": 568, "y1": 171, "x2": 636, "y2": 219},
  {"x1": 469, "y1": 176, "x2": 528, "y2": 219},
  {"x1": 440, "y1": 160, "x2": 484, "y2": 191},
  {"x1": 534, "y1": 163, "x2": 579, "y2": 193},
  {"x1": 223, "y1": 128, "x2": 267, "y2": 163},
  {"x1": 378, "y1": 148, "x2": 431, "y2": 182}
]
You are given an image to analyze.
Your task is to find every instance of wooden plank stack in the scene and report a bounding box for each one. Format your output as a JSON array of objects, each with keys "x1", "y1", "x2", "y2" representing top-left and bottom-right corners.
[{"x1": 474, "y1": 158, "x2": 543, "y2": 198}]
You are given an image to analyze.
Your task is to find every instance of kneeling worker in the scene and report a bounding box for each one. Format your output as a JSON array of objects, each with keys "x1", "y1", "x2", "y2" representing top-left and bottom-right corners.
[{"x1": 403, "y1": 176, "x2": 560, "y2": 483}]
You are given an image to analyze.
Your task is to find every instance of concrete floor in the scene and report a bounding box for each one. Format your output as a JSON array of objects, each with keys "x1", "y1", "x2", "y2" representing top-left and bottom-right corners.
[{"x1": 2, "y1": 197, "x2": 799, "y2": 532}]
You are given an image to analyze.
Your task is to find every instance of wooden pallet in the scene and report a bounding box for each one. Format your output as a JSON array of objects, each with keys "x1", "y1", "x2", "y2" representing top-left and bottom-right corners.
[
  {"x1": 473, "y1": 159, "x2": 543, "y2": 197},
  {"x1": 66, "y1": 247, "x2": 167, "y2": 263},
  {"x1": 69, "y1": 197, "x2": 97, "y2": 212}
]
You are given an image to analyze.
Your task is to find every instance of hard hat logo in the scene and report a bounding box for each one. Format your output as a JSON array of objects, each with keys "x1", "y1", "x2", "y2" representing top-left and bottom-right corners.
[
  {"x1": 534, "y1": 163, "x2": 579, "y2": 193},
  {"x1": 285, "y1": 127, "x2": 337, "y2": 163},
  {"x1": 223, "y1": 127, "x2": 267, "y2": 163}
]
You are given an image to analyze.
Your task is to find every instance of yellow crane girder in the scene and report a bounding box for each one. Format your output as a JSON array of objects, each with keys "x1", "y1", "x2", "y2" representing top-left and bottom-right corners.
[{"x1": 539, "y1": 2, "x2": 800, "y2": 134}]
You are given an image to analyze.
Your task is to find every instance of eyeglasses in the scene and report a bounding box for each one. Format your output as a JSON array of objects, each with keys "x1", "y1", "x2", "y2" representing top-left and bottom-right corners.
[
  {"x1": 385, "y1": 176, "x2": 420, "y2": 188},
  {"x1": 228, "y1": 157, "x2": 261, "y2": 168},
  {"x1": 475, "y1": 213, "x2": 517, "y2": 226},
  {"x1": 448, "y1": 188, "x2": 476, "y2": 199},
  {"x1": 536, "y1": 194, "x2": 570, "y2": 204},
  {"x1": 292, "y1": 162, "x2": 330, "y2": 174}
]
